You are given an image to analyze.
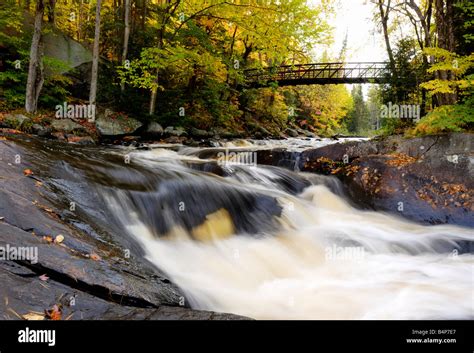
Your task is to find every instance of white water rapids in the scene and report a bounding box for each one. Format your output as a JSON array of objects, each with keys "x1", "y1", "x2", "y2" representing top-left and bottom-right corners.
[{"x1": 105, "y1": 141, "x2": 473, "y2": 320}]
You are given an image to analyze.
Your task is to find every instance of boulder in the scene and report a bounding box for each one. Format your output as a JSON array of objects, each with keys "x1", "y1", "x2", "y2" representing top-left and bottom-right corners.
[
  {"x1": 163, "y1": 136, "x2": 187, "y2": 144},
  {"x1": 286, "y1": 128, "x2": 299, "y2": 137},
  {"x1": 43, "y1": 31, "x2": 92, "y2": 75},
  {"x1": 190, "y1": 127, "x2": 210, "y2": 138},
  {"x1": 51, "y1": 119, "x2": 86, "y2": 134},
  {"x1": 257, "y1": 126, "x2": 271, "y2": 137},
  {"x1": 164, "y1": 126, "x2": 187, "y2": 137},
  {"x1": 212, "y1": 127, "x2": 234, "y2": 139},
  {"x1": 95, "y1": 112, "x2": 142, "y2": 136},
  {"x1": 3, "y1": 114, "x2": 31, "y2": 129},
  {"x1": 51, "y1": 131, "x2": 67, "y2": 141},
  {"x1": 32, "y1": 123, "x2": 52, "y2": 137},
  {"x1": 146, "y1": 122, "x2": 164, "y2": 136}
]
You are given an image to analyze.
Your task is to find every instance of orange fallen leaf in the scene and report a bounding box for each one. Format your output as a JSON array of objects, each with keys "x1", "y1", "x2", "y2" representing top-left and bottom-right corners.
[
  {"x1": 43, "y1": 236, "x2": 53, "y2": 243},
  {"x1": 90, "y1": 253, "x2": 102, "y2": 261},
  {"x1": 23, "y1": 169, "x2": 33, "y2": 176},
  {"x1": 45, "y1": 304, "x2": 62, "y2": 321}
]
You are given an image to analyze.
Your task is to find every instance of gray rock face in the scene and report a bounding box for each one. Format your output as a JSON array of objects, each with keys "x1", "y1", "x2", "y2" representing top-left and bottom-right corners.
[
  {"x1": 146, "y1": 122, "x2": 164, "y2": 136},
  {"x1": 301, "y1": 133, "x2": 473, "y2": 227},
  {"x1": 43, "y1": 31, "x2": 92, "y2": 74},
  {"x1": 95, "y1": 113, "x2": 142, "y2": 136},
  {"x1": 51, "y1": 119, "x2": 86, "y2": 133}
]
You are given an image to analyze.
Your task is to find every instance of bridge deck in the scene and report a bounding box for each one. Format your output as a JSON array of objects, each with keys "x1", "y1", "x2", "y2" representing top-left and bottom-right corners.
[{"x1": 244, "y1": 62, "x2": 391, "y2": 87}]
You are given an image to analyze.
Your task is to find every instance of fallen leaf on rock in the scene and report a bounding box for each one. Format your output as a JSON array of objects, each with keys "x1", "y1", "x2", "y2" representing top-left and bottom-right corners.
[
  {"x1": 39, "y1": 274, "x2": 49, "y2": 281},
  {"x1": 43, "y1": 236, "x2": 53, "y2": 243},
  {"x1": 23, "y1": 312, "x2": 45, "y2": 321},
  {"x1": 45, "y1": 305, "x2": 62, "y2": 321},
  {"x1": 89, "y1": 253, "x2": 102, "y2": 261},
  {"x1": 54, "y1": 235, "x2": 64, "y2": 244},
  {"x1": 35, "y1": 181, "x2": 43, "y2": 187},
  {"x1": 23, "y1": 169, "x2": 33, "y2": 176}
]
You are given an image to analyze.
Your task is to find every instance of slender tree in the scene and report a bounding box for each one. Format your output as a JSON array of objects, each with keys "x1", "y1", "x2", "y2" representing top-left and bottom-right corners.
[
  {"x1": 89, "y1": 0, "x2": 102, "y2": 108},
  {"x1": 376, "y1": 0, "x2": 396, "y2": 71},
  {"x1": 121, "y1": 0, "x2": 131, "y2": 92},
  {"x1": 434, "y1": 0, "x2": 457, "y2": 105},
  {"x1": 25, "y1": 0, "x2": 45, "y2": 113}
]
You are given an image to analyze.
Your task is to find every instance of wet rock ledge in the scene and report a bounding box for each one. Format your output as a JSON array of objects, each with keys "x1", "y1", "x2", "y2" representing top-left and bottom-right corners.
[{"x1": 0, "y1": 135, "x2": 249, "y2": 320}]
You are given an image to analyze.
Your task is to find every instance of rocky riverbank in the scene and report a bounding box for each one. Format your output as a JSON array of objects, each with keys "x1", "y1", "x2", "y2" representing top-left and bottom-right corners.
[
  {"x1": 257, "y1": 133, "x2": 473, "y2": 227},
  {"x1": 0, "y1": 111, "x2": 320, "y2": 146}
]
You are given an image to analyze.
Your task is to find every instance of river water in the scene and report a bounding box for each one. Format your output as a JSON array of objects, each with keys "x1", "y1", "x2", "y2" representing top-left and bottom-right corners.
[
  {"x1": 14, "y1": 135, "x2": 472, "y2": 319},
  {"x1": 88, "y1": 138, "x2": 473, "y2": 320}
]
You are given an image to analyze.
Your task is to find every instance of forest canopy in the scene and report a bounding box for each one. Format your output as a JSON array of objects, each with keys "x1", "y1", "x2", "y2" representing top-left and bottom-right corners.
[{"x1": 0, "y1": 0, "x2": 472, "y2": 137}]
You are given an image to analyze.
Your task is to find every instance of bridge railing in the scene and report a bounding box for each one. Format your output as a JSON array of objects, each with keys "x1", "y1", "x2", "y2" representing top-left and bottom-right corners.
[{"x1": 244, "y1": 62, "x2": 391, "y2": 86}]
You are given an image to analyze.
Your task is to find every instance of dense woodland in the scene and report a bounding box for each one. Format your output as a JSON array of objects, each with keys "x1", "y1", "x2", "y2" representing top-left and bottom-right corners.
[{"x1": 0, "y1": 0, "x2": 473, "y2": 137}]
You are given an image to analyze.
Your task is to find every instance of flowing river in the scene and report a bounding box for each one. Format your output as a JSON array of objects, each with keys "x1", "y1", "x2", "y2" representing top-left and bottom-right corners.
[{"x1": 18, "y1": 137, "x2": 474, "y2": 319}]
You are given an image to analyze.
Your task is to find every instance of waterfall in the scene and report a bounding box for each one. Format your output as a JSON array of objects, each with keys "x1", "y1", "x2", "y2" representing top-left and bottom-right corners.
[{"x1": 94, "y1": 146, "x2": 473, "y2": 320}]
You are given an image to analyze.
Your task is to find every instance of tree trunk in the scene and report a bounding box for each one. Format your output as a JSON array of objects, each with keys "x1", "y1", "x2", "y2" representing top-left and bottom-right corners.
[
  {"x1": 377, "y1": 0, "x2": 395, "y2": 71},
  {"x1": 89, "y1": 0, "x2": 102, "y2": 107},
  {"x1": 78, "y1": 0, "x2": 83, "y2": 41},
  {"x1": 120, "y1": 0, "x2": 131, "y2": 92},
  {"x1": 47, "y1": 0, "x2": 55, "y2": 24},
  {"x1": 25, "y1": 0, "x2": 45, "y2": 114},
  {"x1": 149, "y1": 86, "x2": 157, "y2": 116},
  {"x1": 435, "y1": 0, "x2": 457, "y2": 105}
]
